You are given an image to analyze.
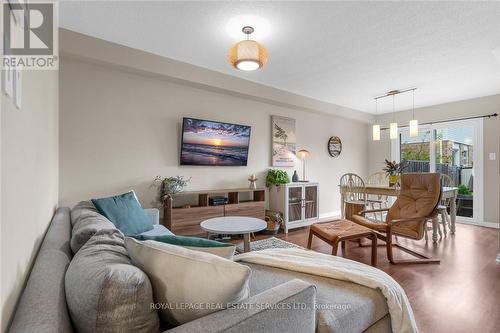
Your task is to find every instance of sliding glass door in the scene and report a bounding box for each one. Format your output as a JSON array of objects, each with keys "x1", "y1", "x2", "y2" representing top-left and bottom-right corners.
[
  {"x1": 392, "y1": 119, "x2": 483, "y2": 222},
  {"x1": 400, "y1": 127, "x2": 432, "y2": 173}
]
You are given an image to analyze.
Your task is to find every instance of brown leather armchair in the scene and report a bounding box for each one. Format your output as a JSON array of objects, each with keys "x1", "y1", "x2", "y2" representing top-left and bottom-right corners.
[{"x1": 351, "y1": 173, "x2": 441, "y2": 264}]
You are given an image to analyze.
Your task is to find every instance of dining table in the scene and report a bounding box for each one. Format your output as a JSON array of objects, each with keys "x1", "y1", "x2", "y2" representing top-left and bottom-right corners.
[{"x1": 339, "y1": 184, "x2": 459, "y2": 242}]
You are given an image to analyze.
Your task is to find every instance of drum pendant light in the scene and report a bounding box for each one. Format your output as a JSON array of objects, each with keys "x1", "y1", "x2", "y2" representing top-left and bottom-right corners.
[{"x1": 228, "y1": 26, "x2": 268, "y2": 71}]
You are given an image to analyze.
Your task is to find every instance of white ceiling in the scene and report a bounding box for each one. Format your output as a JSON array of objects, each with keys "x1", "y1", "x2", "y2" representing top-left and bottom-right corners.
[{"x1": 59, "y1": 1, "x2": 500, "y2": 114}]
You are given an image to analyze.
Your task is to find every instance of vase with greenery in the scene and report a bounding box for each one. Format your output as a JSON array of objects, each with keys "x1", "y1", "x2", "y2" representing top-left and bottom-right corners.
[
  {"x1": 265, "y1": 169, "x2": 289, "y2": 187},
  {"x1": 383, "y1": 159, "x2": 408, "y2": 186},
  {"x1": 152, "y1": 176, "x2": 191, "y2": 206}
]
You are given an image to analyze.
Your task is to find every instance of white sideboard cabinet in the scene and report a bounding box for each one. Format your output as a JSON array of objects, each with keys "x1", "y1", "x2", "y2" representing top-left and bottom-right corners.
[{"x1": 269, "y1": 182, "x2": 319, "y2": 233}]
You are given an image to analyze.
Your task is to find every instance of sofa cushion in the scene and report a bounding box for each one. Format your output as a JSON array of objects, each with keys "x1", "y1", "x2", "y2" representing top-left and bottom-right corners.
[
  {"x1": 92, "y1": 191, "x2": 153, "y2": 236},
  {"x1": 70, "y1": 201, "x2": 117, "y2": 253},
  {"x1": 125, "y1": 237, "x2": 250, "y2": 325},
  {"x1": 65, "y1": 229, "x2": 159, "y2": 333},
  {"x1": 8, "y1": 208, "x2": 74, "y2": 333},
  {"x1": 243, "y1": 262, "x2": 389, "y2": 333},
  {"x1": 133, "y1": 234, "x2": 235, "y2": 259}
]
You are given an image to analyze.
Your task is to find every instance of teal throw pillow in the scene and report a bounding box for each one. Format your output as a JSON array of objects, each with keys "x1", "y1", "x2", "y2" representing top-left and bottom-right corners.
[
  {"x1": 92, "y1": 191, "x2": 153, "y2": 236},
  {"x1": 133, "y1": 234, "x2": 235, "y2": 259}
]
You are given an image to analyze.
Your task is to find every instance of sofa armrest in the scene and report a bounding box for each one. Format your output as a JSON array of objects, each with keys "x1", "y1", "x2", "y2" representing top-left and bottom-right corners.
[
  {"x1": 144, "y1": 208, "x2": 160, "y2": 225},
  {"x1": 166, "y1": 279, "x2": 316, "y2": 333}
]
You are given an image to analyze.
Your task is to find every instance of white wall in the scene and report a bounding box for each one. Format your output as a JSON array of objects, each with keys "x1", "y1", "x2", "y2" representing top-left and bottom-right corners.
[
  {"x1": 368, "y1": 94, "x2": 500, "y2": 224},
  {"x1": 59, "y1": 56, "x2": 369, "y2": 217},
  {"x1": 1, "y1": 70, "x2": 59, "y2": 331}
]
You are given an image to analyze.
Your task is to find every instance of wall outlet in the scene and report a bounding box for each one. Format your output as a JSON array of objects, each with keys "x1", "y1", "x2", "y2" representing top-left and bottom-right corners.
[{"x1": 489, "y1": 152, "x2": 496, "y2": 161}]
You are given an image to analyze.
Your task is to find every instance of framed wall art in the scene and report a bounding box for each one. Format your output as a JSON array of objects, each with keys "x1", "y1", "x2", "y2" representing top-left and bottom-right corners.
[
  {"x1": 328, "y1": 136, "x2": 342, "y2": 157},
  {"x1": 271, "y1": 116, "x2": 296, "y2": 167}
]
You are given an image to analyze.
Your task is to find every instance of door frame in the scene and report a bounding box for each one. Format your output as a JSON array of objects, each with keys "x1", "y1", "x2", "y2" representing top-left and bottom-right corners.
[{"x1": 391, "y1": 118, "x2": 484, "y2": 224}]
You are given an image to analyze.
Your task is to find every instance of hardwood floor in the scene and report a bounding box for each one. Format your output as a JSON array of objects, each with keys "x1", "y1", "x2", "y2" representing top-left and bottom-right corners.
[{"x1": 251, "y1": 222, "x2": 500, "y2": 333}]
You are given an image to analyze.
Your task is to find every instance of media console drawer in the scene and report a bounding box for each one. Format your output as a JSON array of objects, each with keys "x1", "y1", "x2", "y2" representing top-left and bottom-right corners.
[
  {"x1": 170, "y1": 206, "x2": 224, "y2": 236},
  {"x1": 224, "y1": 201, "x2": 265, "y2": 220}
]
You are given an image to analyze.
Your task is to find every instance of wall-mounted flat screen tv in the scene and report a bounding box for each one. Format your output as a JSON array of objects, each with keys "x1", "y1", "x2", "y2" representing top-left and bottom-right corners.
[{"x1": 180, "y1": 117, "x2": 251, "y2": 166}]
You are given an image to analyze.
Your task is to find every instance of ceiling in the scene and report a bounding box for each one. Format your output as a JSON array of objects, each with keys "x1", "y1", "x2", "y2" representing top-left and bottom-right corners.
[{"x1": 59, "y1": 1, "x2": 500, "y2": 114}]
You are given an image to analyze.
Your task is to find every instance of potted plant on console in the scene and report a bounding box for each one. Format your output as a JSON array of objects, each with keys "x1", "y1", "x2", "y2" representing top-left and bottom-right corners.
[
  {"x1": 265, "y1": 169, "x2": 290, "y2": 188},
  {"x1": 152, "y1": 175, "x2": 191, "y2": 207}
]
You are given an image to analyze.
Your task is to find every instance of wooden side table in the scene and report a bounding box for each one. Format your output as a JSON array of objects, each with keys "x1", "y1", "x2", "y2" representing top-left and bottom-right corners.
[{"x1": 307, "y1": 219, "x2": 378, "y2": 266}]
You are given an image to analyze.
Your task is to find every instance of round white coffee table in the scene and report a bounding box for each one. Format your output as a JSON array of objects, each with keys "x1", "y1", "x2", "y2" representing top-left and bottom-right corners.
[{"x1": 200, "y1": 216, "x2": 267, "y2": 253}]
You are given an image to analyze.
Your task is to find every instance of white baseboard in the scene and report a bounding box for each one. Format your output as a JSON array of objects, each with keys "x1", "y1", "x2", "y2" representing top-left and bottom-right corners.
[
  {"x1": 319, "y1": 211, "x2": 342, "y2": 222},
  {"x1": 456, "y1": 218, "x2": 499, "y2": 229}
]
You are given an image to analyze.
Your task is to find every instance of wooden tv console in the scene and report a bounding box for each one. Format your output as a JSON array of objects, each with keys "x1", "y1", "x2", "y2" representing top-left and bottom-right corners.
[{"x1": 163, "y1": 188, "x2": 266, "y2": 236}]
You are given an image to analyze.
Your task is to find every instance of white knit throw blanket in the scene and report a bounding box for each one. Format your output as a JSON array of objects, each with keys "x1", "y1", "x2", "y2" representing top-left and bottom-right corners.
[{"x1": 235, "y1": 248, "x2": 418, "y2": 333}]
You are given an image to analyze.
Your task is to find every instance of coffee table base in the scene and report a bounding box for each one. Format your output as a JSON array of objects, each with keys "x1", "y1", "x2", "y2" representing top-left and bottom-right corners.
[{"x1": 243, "y1": 233, "x2": 251, "y2": 252}]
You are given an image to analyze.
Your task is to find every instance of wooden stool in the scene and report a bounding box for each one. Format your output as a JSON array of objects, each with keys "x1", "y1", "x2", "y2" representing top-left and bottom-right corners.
[{"x1": 307, "y1": 219, "x2": 378, "y2": 267}]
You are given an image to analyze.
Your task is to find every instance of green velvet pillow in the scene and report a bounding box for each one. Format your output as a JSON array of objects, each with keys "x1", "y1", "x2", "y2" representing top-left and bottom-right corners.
[
  {"x1": 92, "y1": 191, "x2": 153, "y2": 236},
  {"x1": 134, "y1": 234, "x2": 235, "y2": 259}
]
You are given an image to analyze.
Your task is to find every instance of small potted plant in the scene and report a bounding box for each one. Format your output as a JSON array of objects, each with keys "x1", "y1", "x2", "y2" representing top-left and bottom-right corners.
[
  {"x1": 265, "y1": 169, "x2": 290, "y2": 187},
  {"x1": 457, "y1": 184, "x2": 473, "y2": 217},
  {"x1": 383, "y1": 159, "x2": 408, "y2": 186},
  {"x1": 152, "y1": 176, "x2": 191, "y2": 206}
]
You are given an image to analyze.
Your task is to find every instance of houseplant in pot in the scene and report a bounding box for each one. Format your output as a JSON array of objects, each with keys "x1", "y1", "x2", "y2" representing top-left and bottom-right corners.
[
  {"x1": 265, "y1": 169, "x2": 290, "y2": 187},
  {"x1": 457, "y1": 184, "x2": 473, "y2": 217},
  {"x1": 383, "y1": 159, "x2": 408, "y2": 186},
  {"x1": 152, "y1": 175, "x2": 191, "y2": 206}
]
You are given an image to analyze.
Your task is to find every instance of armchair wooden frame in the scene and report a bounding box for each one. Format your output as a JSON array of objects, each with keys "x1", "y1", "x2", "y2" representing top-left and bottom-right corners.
[{"x1": 357, "y1": 207, "x2": 440, "y2": 265}]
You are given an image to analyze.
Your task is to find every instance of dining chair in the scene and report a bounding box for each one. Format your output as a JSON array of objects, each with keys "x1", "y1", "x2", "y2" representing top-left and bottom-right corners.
[
  {"x1": 339, "y1": 173, "x2": 384, "y2": 221},
  {"x1": 351, "y1": 173, "x2": 441, "y2": 264},
  {"x1": 424, "y1": 173, "x2": 453, "y2": 241},
  {"x1": 366, "y1": 172, "x2": 390, "y2": 221},
  {"x1": 339, "y1": 173, "x2": 367, "y2": 219}
]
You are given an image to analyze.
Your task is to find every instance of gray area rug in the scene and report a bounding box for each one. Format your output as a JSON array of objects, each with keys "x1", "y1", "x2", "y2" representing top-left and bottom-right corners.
[{"x1": 235, "y1": 237, "x2": 304, "y2": 254}]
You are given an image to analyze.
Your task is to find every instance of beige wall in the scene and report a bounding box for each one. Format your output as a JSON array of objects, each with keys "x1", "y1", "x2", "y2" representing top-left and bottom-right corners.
[
  {"x1": 368, "y1": 95, "x2": 500, "y2": 224},
  {"x1": 1, "y1": 70, "x2": 59, "y2": 331},
  {"x1": 59, "y1": 56, "x2": 369, "y2": 217}
]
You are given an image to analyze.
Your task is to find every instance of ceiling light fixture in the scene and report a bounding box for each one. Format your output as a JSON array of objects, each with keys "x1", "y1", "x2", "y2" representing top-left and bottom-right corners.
[
  {"x1": 372, "y1": 98, "x2": 381, "y2": 141},
  {"x1": 389, "y1": 94, "x2": 398, "y2": 140},
  {"x1": 409, "y1": 89, "x2": 418, "y2": 137},
  {"x1": 372, "y1": 88, "x2": 417, "y2": 141},
  {"x1": 228, "y1": 26, "x2": 268, "y2": 71}
]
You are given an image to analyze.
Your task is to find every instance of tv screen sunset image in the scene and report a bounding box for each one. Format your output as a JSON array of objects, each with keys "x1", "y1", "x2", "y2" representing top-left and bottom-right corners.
[{"x1": 180, "y1": 118, "x2": 251, "y2": 166}]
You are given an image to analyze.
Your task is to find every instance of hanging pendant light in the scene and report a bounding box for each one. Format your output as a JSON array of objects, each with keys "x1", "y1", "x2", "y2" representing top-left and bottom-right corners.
[
  {"x1": 228, "y1": 26, "x2": 268, "y2": 71},
  {"x1": 409, "y1": 89, "x2": 418, "y2": 137},
  {"x1": 389, "y1": 94, "x2": 398, "y2": 140},
  {"x1": 372, "y1": 98, "x2": 380, "y2": 141}
]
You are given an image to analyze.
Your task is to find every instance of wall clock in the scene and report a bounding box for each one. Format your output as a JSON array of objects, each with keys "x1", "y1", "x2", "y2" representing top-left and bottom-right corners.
[{"x1": 328, "y1": 136, "x2": 342, "y2": 157}]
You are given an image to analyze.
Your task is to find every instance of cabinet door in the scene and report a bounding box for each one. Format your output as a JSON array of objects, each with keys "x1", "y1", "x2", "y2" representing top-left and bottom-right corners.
[
  {"x1": 287, "y1": 185, "x2": 303, "y2": 222},
  {"x1": 304, "y1": 185, "x2": 318, "y2": 219}
]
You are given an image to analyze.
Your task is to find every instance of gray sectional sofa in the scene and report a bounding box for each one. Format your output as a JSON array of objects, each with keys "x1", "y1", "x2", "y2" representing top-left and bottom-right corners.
[{"x1": 8, "y1": 202, "x2": 392, "y2": 333}]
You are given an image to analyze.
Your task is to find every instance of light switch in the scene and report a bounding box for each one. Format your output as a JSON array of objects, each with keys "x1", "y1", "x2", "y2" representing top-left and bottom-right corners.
[{"x1": 489, "y1": 153, "x2": 496, "y2": 161}]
